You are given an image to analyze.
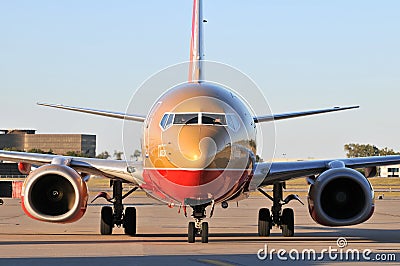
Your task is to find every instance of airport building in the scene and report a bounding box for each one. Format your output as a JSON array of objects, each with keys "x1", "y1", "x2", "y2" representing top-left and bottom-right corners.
[
  {"x1": 0, "y1": 129, "x2": 96, "y2": 158},
  {"x1": 0, "y1": 130, "x2": 96, "y2": 199},
  {"x1": 379, "y1": 165, "x2": 400, "y2": 177}
]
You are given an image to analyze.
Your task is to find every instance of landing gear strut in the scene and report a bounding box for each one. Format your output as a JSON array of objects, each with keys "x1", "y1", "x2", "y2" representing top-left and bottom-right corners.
[
  {"x1": 258, "y1": 182, "x2": 303, "y2": 237},
  {"x1": 187, "y1": 204, "x2": 209, "y2": 243},
  {"x1": 95, "y1": 180, "x2": 138, "y2": 236}
]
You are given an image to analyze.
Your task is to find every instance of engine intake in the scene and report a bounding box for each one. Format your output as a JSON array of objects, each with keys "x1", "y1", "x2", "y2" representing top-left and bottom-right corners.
[
  {"x1": 308, "y1": 167, "x2": 374, "y2": 226},
  {"x1": 22, "y1": 164, "x2": 88, "y2": 223}
]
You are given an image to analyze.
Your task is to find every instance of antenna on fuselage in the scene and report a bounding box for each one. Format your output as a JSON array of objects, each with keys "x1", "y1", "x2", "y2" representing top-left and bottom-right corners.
[{"x1": 188, "y1": 0, "x2": 205, "y2": 83}]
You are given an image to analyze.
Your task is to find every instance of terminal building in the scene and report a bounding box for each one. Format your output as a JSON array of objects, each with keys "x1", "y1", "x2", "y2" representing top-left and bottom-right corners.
[{"x1": 0, "y1": 129, "x2": 96, "y2": 158}]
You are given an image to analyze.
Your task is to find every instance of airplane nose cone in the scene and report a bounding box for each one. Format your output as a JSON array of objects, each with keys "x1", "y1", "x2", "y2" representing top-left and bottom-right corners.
[
  {"x1": 178, "y1": 126, "x2": 220, "y2": 168},
  {"x1": 162, "y1": 125, "x2": 229, "y2": 169}
]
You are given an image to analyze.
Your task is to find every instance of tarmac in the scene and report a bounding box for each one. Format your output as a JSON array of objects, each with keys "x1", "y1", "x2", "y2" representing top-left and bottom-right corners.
[{"x1": 0, "y1": 193, "x2": 399, "y2": 265}]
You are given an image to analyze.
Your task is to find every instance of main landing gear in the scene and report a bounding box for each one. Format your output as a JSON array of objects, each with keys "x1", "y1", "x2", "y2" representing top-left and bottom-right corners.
[
  {"x1": 257, "y1": 182, "x2": 303, "y2": 237},
  {"x1": 185, "y1": 201, "x2": 211, "y2": 243},
  {"x1": 92, "y1": 180, "x2": 138, "y2": 236}
]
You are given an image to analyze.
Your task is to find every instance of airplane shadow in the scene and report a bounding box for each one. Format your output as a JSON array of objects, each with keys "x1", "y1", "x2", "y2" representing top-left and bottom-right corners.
[
  {"x1": 3, "y1": 254, "x2": 399, "y2": 266},
  {"x1": 293, "y1": 226, "x2": 400, "y2": 244},
  {"x1": 0, "y1": 227, "x2": 399, "y2": 245}
]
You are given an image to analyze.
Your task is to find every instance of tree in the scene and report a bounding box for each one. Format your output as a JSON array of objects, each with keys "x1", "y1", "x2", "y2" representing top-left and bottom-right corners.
[
  {"x1": 3, "y1": 147, "x2": 24, "y2": 152},
  {"x1": 96, "y1": 151, "x2": 110, "y2": 159},
  {"x1": 114, "y1": 150, "x2": 124, "y2": 160},
  {"x1": 28, "y1": 148, "x2": 54, "y2": 154},
  {"x1": 344, "y1": 144, "x2": 379, "y2": 158},
  {"x1": 64, "y1": 151, "x2": 87, "y2": 157},
  {"x1": 379, "y1": 147, "x2": 400, "y2": 156},
  {"x1": 344, "y1": 143, "x2": 400, "y2": 158}
]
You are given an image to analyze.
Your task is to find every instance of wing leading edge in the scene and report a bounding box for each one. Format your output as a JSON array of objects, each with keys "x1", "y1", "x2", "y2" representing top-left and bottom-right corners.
[
  {"x1": 37, "y1": 103, "x2": 358, "y2": 124},
  {"x1": 37, "y1": 103, "x2": 146, "y2": 122},
  {"x1": 253, "y1": 155, "x2": 400, "y2": 188},
  {"x1": 0, "y1": 150, "x2": 142, "y2": 186},
  {"x1": 254, "y1": 106, "x2": 359, "y2": 123}
]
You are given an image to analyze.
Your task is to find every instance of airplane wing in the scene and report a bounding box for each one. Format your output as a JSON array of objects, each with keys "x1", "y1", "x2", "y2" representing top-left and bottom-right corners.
[
  {"x1": 37, "y1": 103, "x2": 146, "y2": 122},
  {"x1": 253, "y1": 106, "x2": 359, "y2": 123},
  {"x1": 252, "y1": 155, "x2": 400, "y2": 188},
  {"x1": 37, "y1": 103, "x2": 357, "y2": 124},
  {"x1": 0, "y1": 150, "x2": 142, "y2": 186}
]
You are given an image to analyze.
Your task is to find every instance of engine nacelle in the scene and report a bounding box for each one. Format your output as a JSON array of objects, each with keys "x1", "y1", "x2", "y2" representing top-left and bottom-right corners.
[
  {"x1": 308, "y1": 167, "x2": 374, "y2": 226},
  {"x1": 22, "y1": 164, "x2": 88, "y2": 223}
]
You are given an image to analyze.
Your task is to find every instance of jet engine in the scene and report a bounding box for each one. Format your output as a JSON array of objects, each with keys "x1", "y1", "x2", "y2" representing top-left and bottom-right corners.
[
  {"x1": 21, "y1": 164, "x2": 88, "y2": 223},
  {"x1": 308, "y1": 167, "x2": 374, "y2": 226}
]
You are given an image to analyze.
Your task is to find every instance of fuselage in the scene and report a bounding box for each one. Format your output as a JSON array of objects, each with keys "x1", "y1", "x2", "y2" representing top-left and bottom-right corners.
[{"x1": 141, "y1": 82, "x2": 257, "y2": 206}]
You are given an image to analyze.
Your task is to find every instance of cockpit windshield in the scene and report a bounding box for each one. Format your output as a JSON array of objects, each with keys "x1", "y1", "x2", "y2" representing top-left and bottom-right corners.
[
  {"x1": 159, "y1": 112, "x2": 240, "y2": 131},
  {"x1": 174, "y1": 114, "x2": 199, "y2": 125},
  {"x1": 201, "y1": 113, "x2": 226, "y2": 125}
]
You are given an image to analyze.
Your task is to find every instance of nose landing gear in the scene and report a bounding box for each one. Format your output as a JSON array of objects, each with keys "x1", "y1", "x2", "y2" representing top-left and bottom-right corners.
[{"x1": 187, "y1": 203, "x2": 209, "y2": 243}]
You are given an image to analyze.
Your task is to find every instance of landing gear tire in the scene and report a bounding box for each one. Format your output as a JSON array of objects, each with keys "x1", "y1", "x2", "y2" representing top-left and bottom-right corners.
[
  {"x1": 188, "y1": 222, "x2": 196, "y2": 243},
  {"x1": 124, "y1": 207, "x2": 137, "y2": 236},
  {"x1": 258, "y1": 208, "x2": 271, "y2": 237},
  {"x1": 281, "y1": 208, "x2": 294, "y2": 237},
  {"x1": 201, "y1": 222, "x2": 209, "y2": 243},
  {"x1": 101, "y1": 206, "x2": 113, "y2": 235}
]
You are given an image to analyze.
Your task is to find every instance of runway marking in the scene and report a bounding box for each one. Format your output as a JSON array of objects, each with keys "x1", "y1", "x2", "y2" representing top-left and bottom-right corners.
[
  {"x1": 0, "y1": 215, "x2": 25, "y2": 221},
  {"x1": 375, "y1": 212, "x2": 400, "y2": 218}
]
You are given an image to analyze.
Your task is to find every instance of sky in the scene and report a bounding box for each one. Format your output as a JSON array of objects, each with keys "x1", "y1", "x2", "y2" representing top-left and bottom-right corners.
[{"x1": 1, "y1": 0, "x2": 399, "y2": 159}]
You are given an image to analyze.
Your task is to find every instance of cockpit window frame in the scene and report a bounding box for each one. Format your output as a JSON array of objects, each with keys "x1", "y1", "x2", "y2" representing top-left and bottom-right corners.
[
  {"x1": 159, "y1": 113, "x2": 174, "y2": 130},
  {"x1": 173, "y1": 113, "x2": 199, "y2": 125},
  {"x1": 201, "y1": 113, "x2": 227, "y2": 126},
  {"x1": 160, "y1": 112, "x2": 239, "y2": 131},
  {"x1": 226, "y1": 113, "x2": 241, "y2": 132},
  {"x1": 160, "y1": 113, "x2": 169, "y2": 129}
]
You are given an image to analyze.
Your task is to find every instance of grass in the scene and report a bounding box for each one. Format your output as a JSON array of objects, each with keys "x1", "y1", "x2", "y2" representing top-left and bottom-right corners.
[
  {"x1": 87, "y1": 177, "x2": 112, "y2": 188},
  {"x1": 285, "y1": 177, "x2": 400, "y2": 189}
]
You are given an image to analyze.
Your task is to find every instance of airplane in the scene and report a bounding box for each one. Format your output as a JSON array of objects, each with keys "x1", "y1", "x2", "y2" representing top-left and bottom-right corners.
[{"x1": 1, "y1": 0, "x2": 400, "y2": 244}]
